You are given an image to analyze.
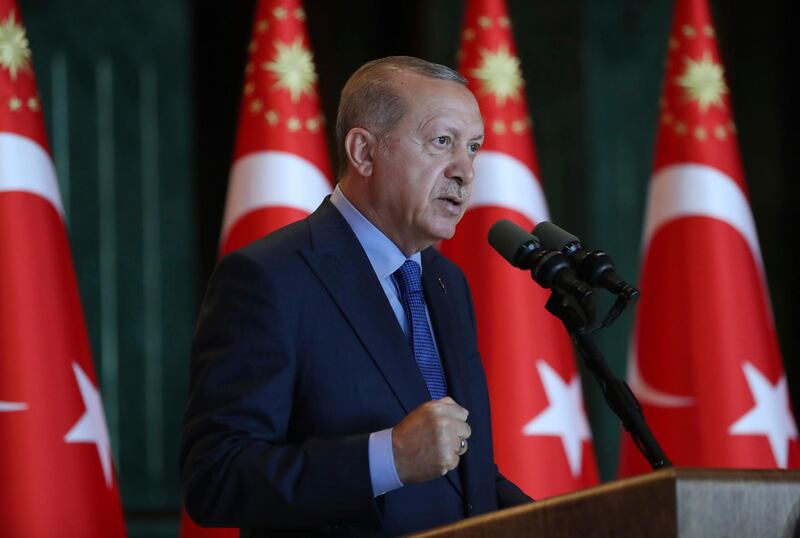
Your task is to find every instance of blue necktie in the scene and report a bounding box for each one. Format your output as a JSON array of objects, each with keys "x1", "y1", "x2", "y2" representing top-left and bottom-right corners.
[{"x1": 393, "y1": 260, "x2": 448, "y2": 400}]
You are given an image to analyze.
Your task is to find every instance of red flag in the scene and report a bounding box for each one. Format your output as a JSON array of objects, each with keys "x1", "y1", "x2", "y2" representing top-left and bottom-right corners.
[
  {"x1": 0, "y1": 1, "x2": 127, "y2": 535},
  {"x1": 180, "y1": 0, "x2": 331, "y2": 535},
  {"x1": 619, "y1": 0, "x2": 799, "y2": 475},
  {"x1": 440, "y1": 0, "x2": 598, "y2": 499},
  {"x1": 218, "y1": 0, "x2": 331, "y2": 257}
]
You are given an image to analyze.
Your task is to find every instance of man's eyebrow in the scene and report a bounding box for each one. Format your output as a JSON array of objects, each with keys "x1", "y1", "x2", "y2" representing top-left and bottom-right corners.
[
  {"x1": 421, "y1": 120, "x2": 456, "y2": 134},
  {"x1": 420, "y1": 120, "x2": 484, "y2": 143}
]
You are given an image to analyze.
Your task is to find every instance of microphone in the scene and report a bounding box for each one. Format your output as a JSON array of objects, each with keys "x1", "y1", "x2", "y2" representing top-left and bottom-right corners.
[
  {"x1": 488, "y1": 219, "x2": 593, "y2": 301},
  {"x1": 532, "y1": 221, "x2": 640, "y2": 301},
  {"x1": 487, "y1": 219, "x2": 541, "y2": 269}
]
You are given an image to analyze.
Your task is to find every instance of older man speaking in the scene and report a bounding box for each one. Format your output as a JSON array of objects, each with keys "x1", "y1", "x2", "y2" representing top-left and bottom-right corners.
[{"x1": 181, "y1": 56, "x2": 531, "y2": 537}]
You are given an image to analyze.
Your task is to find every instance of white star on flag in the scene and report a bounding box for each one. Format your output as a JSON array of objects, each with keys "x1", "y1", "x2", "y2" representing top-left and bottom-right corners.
[
  {"x1": 729, "y1": 361, "x2": 798, "y2": 468},
  {"x1": 522, "y1": 360, "x2": 592, "y2": 476},
  {"x1": 64, "y1": 362, "x2": 113, "y2": 488},
  {"x1": 0, "y1": 400, "x2": 28, "y2": 412}
]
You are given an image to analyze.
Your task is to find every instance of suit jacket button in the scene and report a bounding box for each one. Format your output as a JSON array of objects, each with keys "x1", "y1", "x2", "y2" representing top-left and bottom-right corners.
[{"x1": 467, "y1": 503, "x2": 473, "y2": 512}]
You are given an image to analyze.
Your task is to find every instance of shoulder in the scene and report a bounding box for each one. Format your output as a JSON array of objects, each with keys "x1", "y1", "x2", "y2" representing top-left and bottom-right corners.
[
  {"x1": 203, "y1": 219, "x2": 316, "y2": 311},
  {"x1": 221, "y1": 197, "x2": 348, "y2": 273},
  {"x1": 231, "y1": 218, "x2": 311, "y2": 271}
]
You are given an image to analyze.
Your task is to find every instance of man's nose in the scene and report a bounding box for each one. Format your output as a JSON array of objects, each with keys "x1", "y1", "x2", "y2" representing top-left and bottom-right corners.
[{"x1": 445, "y1": 146, "x2": 476, "y2": 186}]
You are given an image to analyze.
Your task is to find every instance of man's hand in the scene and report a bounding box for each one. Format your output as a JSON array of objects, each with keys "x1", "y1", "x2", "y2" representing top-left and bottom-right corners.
[{"x1": 392, "y1": 397, "x2": 472, "y2": 484}]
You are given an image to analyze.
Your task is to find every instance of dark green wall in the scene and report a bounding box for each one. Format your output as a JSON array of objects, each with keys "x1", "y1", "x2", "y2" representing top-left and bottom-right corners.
[
  {"x1": 580, "y1": 1, "x2": 675, "y2": 478},
  {"x1": 22, "y1": 1, "x2": 793, "y2": 535},
  {"x1": 25, "y1": 2, "x2": 193, "y2": 536}
]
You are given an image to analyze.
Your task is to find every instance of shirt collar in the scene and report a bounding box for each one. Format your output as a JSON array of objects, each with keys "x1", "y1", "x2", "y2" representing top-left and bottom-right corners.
[{"x1": 330, "y1": 185, "x2": 422, "y2": 279}]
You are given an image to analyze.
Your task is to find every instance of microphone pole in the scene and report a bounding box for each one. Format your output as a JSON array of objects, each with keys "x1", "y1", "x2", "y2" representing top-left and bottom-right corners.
[
  {"x1": 549, "y1": 295, "x2": 672, "y2": 470},
  {"x1": 571, "y1": 328, "x2": 671, "y2": 470},
  {"x1": 489, "y1": 219, "x2": 671, "y2": 470}
]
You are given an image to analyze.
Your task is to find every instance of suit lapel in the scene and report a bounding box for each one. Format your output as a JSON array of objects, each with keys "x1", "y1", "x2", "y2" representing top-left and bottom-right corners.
[
  {"x1": 300, "y1": 200, "x2": 431, "y2": 415},
  {"x1": 422, "y1": 248, "x2": 474, "y2": 502},
  {"x1": 421, "y1": 250, "x2": 471, "y2": 411}
]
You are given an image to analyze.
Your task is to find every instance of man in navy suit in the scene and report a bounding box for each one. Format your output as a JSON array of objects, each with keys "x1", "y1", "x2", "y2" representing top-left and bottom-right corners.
[{"x1": 181, "y1": 56, "x2": 531, "y2": 537}]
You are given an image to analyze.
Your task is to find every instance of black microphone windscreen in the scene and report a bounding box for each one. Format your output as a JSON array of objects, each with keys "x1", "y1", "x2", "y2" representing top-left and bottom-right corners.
[
  {"x1": 488, "y1": 219, "x2": 537, "y2": 268},
  {"x1": 533, "y1": 221, "x2": 581, "y2": 251}
]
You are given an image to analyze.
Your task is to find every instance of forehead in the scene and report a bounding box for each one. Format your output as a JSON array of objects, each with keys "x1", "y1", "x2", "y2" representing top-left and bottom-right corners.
[{"x1": 393, "y1": 75, "x2": 483, "y2": 131}]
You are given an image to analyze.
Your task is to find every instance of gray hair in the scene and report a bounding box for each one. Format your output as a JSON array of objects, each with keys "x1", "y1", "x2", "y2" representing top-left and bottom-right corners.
[{"x1": 335, "y1": 56, "x2": 467, "y2": 177}]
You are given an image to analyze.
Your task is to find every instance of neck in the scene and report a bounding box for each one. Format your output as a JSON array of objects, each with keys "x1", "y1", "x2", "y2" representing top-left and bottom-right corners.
[{"x1": 338, "y1": 178, "x2": 423, "y2": 257}]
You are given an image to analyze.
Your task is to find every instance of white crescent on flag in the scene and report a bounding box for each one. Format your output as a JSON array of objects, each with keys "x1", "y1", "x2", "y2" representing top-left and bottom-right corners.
[
  {"x1": 0, "y1": 132, "x2": 63, "y2": 216},
  {"x1": 0, "y1": 401, "x2": 28, "y2": 412},
  {"x1": 468, "y1": 150, "x2": 549, "y2": 226},
  {"x1": 627, "y1": 338, "x2": 694, "y2": 407},
  {"x1": 641, "y1": 163, "x2": 763, "y2": 271},
  {"x1": 220, "y1": 150, "x2": 331, "y2": 246},
  {"x1": 629, "y1": 162, "x2": 765, "y2": 408}
]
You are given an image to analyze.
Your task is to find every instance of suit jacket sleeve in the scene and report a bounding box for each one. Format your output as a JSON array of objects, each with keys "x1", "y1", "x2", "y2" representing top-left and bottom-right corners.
[
  {"x1": 496, "y1": 470, "x2": 534, "y2": 507},
  {"x1": 180, "y1": 250, "x2": 380, "y2": 531}
]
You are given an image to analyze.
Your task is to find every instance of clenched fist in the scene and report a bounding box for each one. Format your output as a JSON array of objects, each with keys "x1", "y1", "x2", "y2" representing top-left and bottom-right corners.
[{"x1": 392, "y1": 397, "x2": 472, "y2": 484}]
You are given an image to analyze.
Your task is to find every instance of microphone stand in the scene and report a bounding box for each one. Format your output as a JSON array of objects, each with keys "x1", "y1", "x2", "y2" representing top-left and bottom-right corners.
[{"x1": 544, "y1": 289, "x2": 672, "y2": 470}]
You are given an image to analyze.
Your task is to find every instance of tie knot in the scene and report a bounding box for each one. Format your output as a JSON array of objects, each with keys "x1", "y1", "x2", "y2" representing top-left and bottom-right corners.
[{"x1": 394, "y1": 260, "x2": 423, "y2": 297}]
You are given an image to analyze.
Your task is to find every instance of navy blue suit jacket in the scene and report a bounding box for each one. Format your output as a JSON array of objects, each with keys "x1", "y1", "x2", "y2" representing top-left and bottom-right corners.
[{"x1": 181, "y1": 199, "x2": 530, "y2": 537}]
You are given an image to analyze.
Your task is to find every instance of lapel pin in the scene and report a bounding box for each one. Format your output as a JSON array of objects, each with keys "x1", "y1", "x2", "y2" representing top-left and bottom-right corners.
[{"x1": 438, "y1": 277, "x2": 446, "y2": 294}]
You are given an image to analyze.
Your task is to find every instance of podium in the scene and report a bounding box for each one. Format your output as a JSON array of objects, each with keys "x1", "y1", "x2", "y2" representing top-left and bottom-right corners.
[{"x1": 408, "y1": 468, "x2": 800, "y2": 537}]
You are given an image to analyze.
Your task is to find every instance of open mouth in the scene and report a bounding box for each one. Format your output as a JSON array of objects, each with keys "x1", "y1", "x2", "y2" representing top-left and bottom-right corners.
[
  {"x1": 439, "y1": 196, "x2": 464, "y2": 215},
  {"x1": 439, "y1": 196, "x2": 463, "y2": 209}
]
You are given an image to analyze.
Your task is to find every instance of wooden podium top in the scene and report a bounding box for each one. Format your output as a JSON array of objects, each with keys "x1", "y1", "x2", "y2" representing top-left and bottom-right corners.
[{"x1": 407, "y1": 467, "x2": 800, "y2": 538}]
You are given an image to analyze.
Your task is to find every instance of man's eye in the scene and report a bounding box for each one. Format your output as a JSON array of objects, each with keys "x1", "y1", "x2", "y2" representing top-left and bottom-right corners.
[
  {"x1": 434, "y1": 136, "x2": 451, "y2": 146},
  {"x1": 468, "y1": 143, "x2": 481, "y2": 154}
]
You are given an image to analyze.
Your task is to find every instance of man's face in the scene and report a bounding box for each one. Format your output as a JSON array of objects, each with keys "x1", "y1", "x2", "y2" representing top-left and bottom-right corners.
[{"x1": 371, "y1": 75, "x2": 484, "y2": 255}]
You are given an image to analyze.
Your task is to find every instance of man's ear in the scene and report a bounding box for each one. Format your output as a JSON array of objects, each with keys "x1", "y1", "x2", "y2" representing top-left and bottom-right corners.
[{"x1": 344, "y1": 127, "x2": 376, "y2": 177}]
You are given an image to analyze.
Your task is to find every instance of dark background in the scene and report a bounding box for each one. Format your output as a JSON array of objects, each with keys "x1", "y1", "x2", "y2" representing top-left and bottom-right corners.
[{"x1": 23, "y1": 0, "x2": 794, "y2": 535}]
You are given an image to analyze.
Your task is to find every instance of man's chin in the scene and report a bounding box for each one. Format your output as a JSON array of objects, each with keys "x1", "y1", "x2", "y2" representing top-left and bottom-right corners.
[
  {"x1": 431, "y1": 224, "x2": 458, "y2": 243},
  {"x1": 418, "y1": 216, "x2": 462, "y2": 248}
]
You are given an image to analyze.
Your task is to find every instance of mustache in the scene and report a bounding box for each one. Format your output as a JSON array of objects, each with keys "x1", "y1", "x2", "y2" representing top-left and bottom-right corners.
[{"x1": 437, "y1": 185, "x2": 469, "y2": 202}]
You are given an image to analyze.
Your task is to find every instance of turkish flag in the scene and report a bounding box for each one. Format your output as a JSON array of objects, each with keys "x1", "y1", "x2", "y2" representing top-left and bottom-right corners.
[
  {"x1": 618, "y1": 0, "x2": 799, "y2": 475},
  {"x1": 0, "y1": 1, "x2": 127, "y2": 536},
  {"x1": 440, "y1": 0, "x2": 598, "y2": 499},
  {"x1": 180, "y1": 0, "x2": 331, "y2": 535},
  {"x1": 217, "y1": 0, "x2": 331, "y2": 257}
]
